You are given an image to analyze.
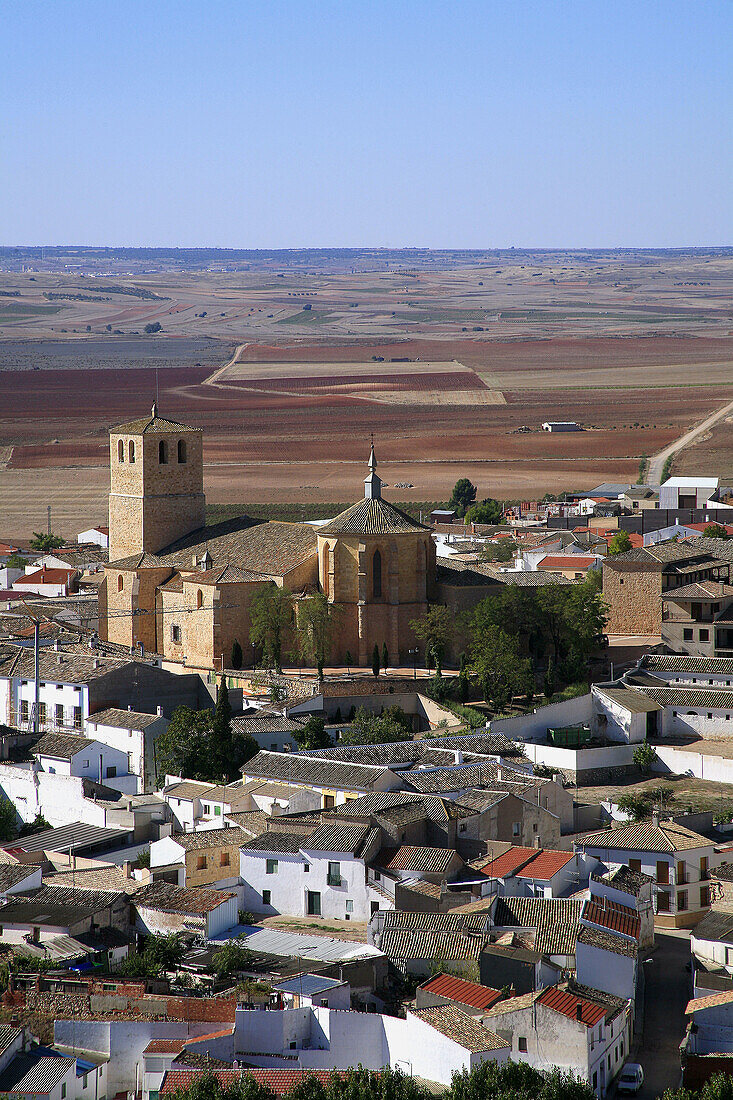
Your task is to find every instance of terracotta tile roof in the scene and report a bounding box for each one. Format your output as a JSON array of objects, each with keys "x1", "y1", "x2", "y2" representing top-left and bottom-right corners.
[
  {"x1": 481, "y1": 847, "x2": 537, "y2": 878},
  {"x1": 686, "y1": 989, "x2": 733, "y2": 1014},
  {"x1": 537, "y1": 985, "x2": 608, "y2": 1028},
  {"x1": 16, "y1": 567, "x2": 77, "y2": 584},
  {"x1": 484, "y1": 990, "x2": 542, "y2": 1016},
  {"x1": 113, "y1": 413, "x2": 201, "y2": 435},
  {"x1": 579, "y1": 819, "x2": 712, "y2": 854},
  {"x1": 420, "y1": 973, "x2": 503, "y2": 1011},
  {"x1": 642, "y1": 654, "x2": 733, "y2": 674},
  {"x1": 144, "y1": 1039, "x2": 186, "y2": 1055},
  {"x1": 381, "y1": 910, "x2": 491, "y2": 934},
  {"x1": 171, "y1": 828, "x2": 240, "y2": 852},
  {"x1": 537, "y1": 556, "x2": 596, "y2": 570},
  {"x1": 516, "y1": 849, "x2": 576, "y2": 880},
  {"x1": 133, "y1": 882, "x2": 235, "y2": 915},
  {"x1": 159, "y1": 519, "x2": 317, "y2": 579},
  {"x1": 582, "y1": 898, "x2": 640, "y2": 940},
  {"x1": 243, "y1": 750, "x2": 392, "y2": 790},
  {"x1": 576, "y1": 924, "x2": 638, "y2": 959},
  {"x1": 410, "y1": 1005, "x2": 508, "y2": 1052},
  {"x1": 319, "y1": 498, "x2": 427, "y2": 537},
  {"x1": 161, "y1": 1070, "x2": 351, "y2": 1097},
  {"x1": 377, "y1": 845, "x2": 460, "y2": 873},
  {"x1": 89, "y1": 708, "x2": 163, "y2": 730},
  {"x1": 492, "y1": 897, "x2": 583, "y2": 956},
  {"x1": 591, "y1": 865, "x2": 654, "y2": 896},
  {"x1": 303, "y1": 823, "x2": 376, "y2": 856},
  {"x1": 30, "y1": 732, "x2": 93, "y2": 760}
]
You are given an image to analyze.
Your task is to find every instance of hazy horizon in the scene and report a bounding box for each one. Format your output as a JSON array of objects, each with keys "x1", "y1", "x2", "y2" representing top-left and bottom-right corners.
[{"x1": 3, "y1": 0, "x2": 732, "y2": 250}]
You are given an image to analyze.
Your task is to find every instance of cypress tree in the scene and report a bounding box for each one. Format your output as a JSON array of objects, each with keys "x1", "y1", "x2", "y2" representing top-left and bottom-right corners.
[
  {"x1": 212, "y1": 677, "x2": 233, "y2": 780},
  {"x1": 372, "y1": 644, "x2": 380, "y2": 679},
  {"x1": 231, "y1": 640, "x2": 243, "y2": 670},
  {"x1": 382, "y1": 642, "x2": 389, "y2": 671}
]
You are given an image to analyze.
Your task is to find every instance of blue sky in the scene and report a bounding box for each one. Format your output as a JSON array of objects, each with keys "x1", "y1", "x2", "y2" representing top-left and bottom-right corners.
[{"x1": 2, "y1": 0, "x2": 731, "y2": 248}]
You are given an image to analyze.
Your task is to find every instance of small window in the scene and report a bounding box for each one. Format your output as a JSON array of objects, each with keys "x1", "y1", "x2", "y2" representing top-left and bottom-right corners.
[
  {"x1": 117, "y1": 575, "x2": 124, "y2": 592},
  {"x1": 55, "y1": 703, "x2": 64, "y2": 725},
  {"x1": 82, "y1": 759, "x2": 89, "y2": 770},
  {"x1": 683, "y1": 628, "x2": 693, "y2": 641},
  {"x1": 171, "y1": 624, "x2": 181, "y2": 644},
  {"x1": 700, "y1": 629, "x2": 710, "y2": 642},
  {"x1": 197, "y1": 855, "x2": 207, "y2": 870},
  {"x1": 83, "y1": 1074, "x2": 88, "y2": 1089},
  {"x1": 62, "y1": 1085, "x2": 67, "y2": 1100},
  {"x1": 73, "y1": 706, "x2": 82, "y2": 729},
  {"x1": 266, "y1": 859, "x2": 278, "y2": 875},
  {"x1": 372, "y1": 549, "x2": 382, "y2": 599},
  {"x1": 512, "y1": 822, "x2": 521, "y2": 837},
  {"x1": 214, "y1": 806, "x2": 221, "y2": 815},
  {"x1": 178, "y1": 439, "x2": 186, "y2": 463},
  {"x1": 128, "y1": 440, "x2": 135, "y2": 463},
  {"x1": 619, "y1": 578, "x2": 624, "y2": 585},
  {"x1": 304, "y1": 863, "x2": 310, "y2": 873},
  {"x1": 197, "y1": 589, "x2": 203, "y2": 609},
  {"x1": 459, "y1": 823, "x2": 467, "y2": 833},
  {"x1": 346, "y1": 899, "x2": 354, "y2": 913},
  {"x1": 117, "y1": 440, "x2": 124, "y2": 462},
  {"x1": 518, "y1": 1037, "x2": 528, "y2": 1052},
  {"x1": 159, "y1": 440, "x2": 168, "y2": 465},
  {"x1": 262, "y1": 889, "x2": 271, "y2": 905},
  {"x1": 20, "y1": 701, "x2": 28, "y2": 723},
  {"x1": 106, "y1": 766, "x2": 116, "y2": 779},
  {"x1": 593, "y1": 1074, "x2": 597, "y2": 1090},
  {"x1": 220, "y1": 851, "x2": 230, "y2": 867}
]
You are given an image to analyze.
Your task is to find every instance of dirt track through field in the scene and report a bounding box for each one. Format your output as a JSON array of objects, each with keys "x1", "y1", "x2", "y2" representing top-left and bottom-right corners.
[{"x1": 647, "y1": 396, "x2": 733, "y2": 483}]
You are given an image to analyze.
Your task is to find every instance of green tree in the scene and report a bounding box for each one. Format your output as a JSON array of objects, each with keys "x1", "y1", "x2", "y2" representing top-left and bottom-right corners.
[
  {"x1": 465, "y1": 498, "x2": 504, "y2": 526},
  {"x1": 470, "y1": 626, "x2": 533, "y2": 711},
  {"x1": 409, "y1": 605, "x2": 454, "y2": 665},
  {"x1": 156, "y1": 703, "x2": 256, "y2": 784},
  {"x1": 458, "y1": 653, "x2": 470, "y2": 704},
  {"x1": 294, "y1": 715, "x2": 332, "y2": 751},
  {"x1": 329, "y1": 1067, "x2": 429, "y2": 1100},
  {"x1": 448, "y1": 1058, "x2": 595, "y2": 1100},
  {"x1": 249, "y1": 584, "x2": 292, "y2": 672},
  {"x1": 296, "y1": 593, "x2": 337, "y2": 672},
  {"x1": 615, "y1": 793, "x2": 649, "y2": 822},
  {"x1": 144, "y1": 321, "x2": 162, "y2": 334},
  {"x1": 704, "y1": 523, "x2": 729, "y2": 539},
  {"x1": 29, "y1": 532, "x2": 64, "y2": 552},
  {"x1": 633, "y1": 741, "x2": 657, "y2": 774},
  {"x1": 210, "y1": 938, "x2": 254, "y2": 980},
  {"x1": 480, "y1": 538, "x2": 515, "y2": 562},
  {"x1": 382, "y1": 642, "x2": 389, "y2": 671},
  {"x1": 449, "y1": 477, "x2": 477, "y2": 518},
  {"x1": 5, "y1": 553, "x2": 26, "y2": 569},
  {"x1": 231, "y1": 640, "x2": 243, "y2": 670},
  {"x1": 344, "y1": 650, "x2": 353, "y2": 672},
  {"x1": 18, "y1": 813, "x2": 50, "y2": 837},
  {"x1": 608, "y1": 530, "x2": 633, "y2": 555},
  {"x1": 340, "y1": 706, "x2": 412, "y2": 745},
  {"x1": 211, "y1": 678, "x2": 233, "y2": 779},
  {"x1": 372, "y1": 643, "x2": 380, "y2": 678},
  {"x1": 466, "y1": 587, "x2": 543, "y2": 657},
  {"x1": 0, "y1": 798, "x2": 17, "y2": 843}
]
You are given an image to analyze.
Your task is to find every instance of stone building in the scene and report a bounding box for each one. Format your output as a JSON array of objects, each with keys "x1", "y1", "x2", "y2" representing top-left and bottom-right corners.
[
  {"x1": 100, "y1": 412, "x2": 436, "y2": 669},
  {"x1": 602, "y1": 543, "x2": 731, "y2": 635}
]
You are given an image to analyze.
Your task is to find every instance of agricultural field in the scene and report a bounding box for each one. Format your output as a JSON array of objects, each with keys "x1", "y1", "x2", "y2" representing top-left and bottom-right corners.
[{"x1": 0, "y1": 247, "x2": 731, "y2": 540}]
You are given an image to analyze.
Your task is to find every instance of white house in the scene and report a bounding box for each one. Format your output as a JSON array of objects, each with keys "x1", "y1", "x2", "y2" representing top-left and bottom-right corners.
[
  {"x1": 86, "y1": 708, "x2": 168, "y2": 791},
  {"x1": 577, "y1": 817, "x2": 719, "y2": 927},
  {"x1": 575, "y1": 925, "x2": 638, "y2": 1003},
  {"x1": 78, "y1": 527, "x2": 110, "y2": 549},
  {"x1": 589, "y1": 864, "x2": 655, "y2": 948},
  {"x1": 0, "y1": 1050, "x2": 107, "y2": 1100},
  {"x1": 30, "y1": 732, "x2": 132, "y2": 785},
  {"x1": 659, "y1": 477, "x2": 720, "y2": 511},
  {"x1": 483, "y1": 982, "x2": 632, "y2": 1097},
  {"x1": 239, "y1": 823, "x2": 383, "y2": 920},
  {"x1": 690, "y1": 908, "x2": 733, "y2": 975},
  {"x1": 231, "y1": 713, "x2": 304, "y2": 753},
  {"x1": 481, "y1": 847, "x2": 599, "y2": 899}
]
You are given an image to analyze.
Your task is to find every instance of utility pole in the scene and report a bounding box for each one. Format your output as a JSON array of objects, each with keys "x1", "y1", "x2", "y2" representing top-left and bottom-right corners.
[
  {"x1": 33, "y1": 618, "x2": 40, "y2": 735},
  {"x1": 47, "y1": 505, "x2": 51, "y2": 538}
]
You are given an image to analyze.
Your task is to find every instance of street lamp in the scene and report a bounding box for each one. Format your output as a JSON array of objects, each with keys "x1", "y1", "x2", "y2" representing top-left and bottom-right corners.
[
  {"x1": 409, "y1": 647, "x2": 418, "y2": 681},
  {"x1": 251, "y1": 642, "x2": 256, "y2": 669}
]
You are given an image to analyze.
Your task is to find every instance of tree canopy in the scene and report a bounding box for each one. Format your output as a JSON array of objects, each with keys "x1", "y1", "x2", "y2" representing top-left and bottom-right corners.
[
  {"x1": 469, "y1": 625, "x2": 533, "y2": 710},
  {"x1": 249, "y1": 584, "x2": 293, "y2": 672},
  {"x1": 448, "y1": 1059, "x2": 595, "y2": 1100},
  {"x1": 294, "y1": 715, "x2": 332, "y2": 751},
  {"x1": 156, "y1": 686, "x2": 258, "y2": 783},
  {"x1": 296, "y1": 593, "x2": 337, "y2": 674},
  {"x1": 465, "y1": 498, "x2": 504, "y2": 526},
  {"x1": 704, "y1": 523, "x2": 729, "y2": 540},
  {"x1": 608, "y1": 530, "x2": 632, "y2": 555},
  {"x1": 449, "y1": 478, "x2": 477, "y2": 518},
  {"x1": 29, "y1": 532, "x2": 64, "y2": 551},
  {"x1": 339, "y1": 706, "x2": 413, "y2": 745},
  {"x1": 409, "y1": 605, "x2": 454, "y2": 664}
]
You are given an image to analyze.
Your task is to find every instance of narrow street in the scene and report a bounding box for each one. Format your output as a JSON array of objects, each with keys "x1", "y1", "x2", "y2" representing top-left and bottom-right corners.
[{"x1": 635, "y1": 930, "x2": 691, "y2": 1100}]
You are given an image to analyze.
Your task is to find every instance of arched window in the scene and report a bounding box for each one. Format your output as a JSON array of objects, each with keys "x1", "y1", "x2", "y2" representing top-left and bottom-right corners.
[
  {"x1": 178, "y1": 439, "x2": 186, "y2": 464},
  {"x1": 128, "y1": 440, "x2": 135, "y2": 463},
  {"x1": 159, "y1": 440, "x2": 168, "y2": 464},
  {"x1": 372, "y1": 549, "x2": 382, "y2": 599},
  {"x1": 117, "y1": 440, "x2": 124, "y2": 462},
  {"x1": 117, "y1": 575, "x2": 124, "y2": 592},
  {"x1": 196, "y1": 589, "x2": 203, "y2": 609}
]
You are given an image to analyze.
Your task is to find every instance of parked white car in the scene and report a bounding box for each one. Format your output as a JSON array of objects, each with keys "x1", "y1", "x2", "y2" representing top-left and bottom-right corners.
[{"x1": 618, "y1": 1063, "x2": 644, "y2": 1095}]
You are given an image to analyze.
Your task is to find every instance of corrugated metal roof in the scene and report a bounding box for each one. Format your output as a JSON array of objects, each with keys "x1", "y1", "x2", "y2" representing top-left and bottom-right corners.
[
  {"x1": 273, "y1": 974, "x2": 345, "y2": 997},
  {"x1": 420, "y1": 973, "x2": 502, "y2": 1011},
  {"x1": 234, "y1": 925, "x2": 384, "y2": 962},
  {"x1": 7, "y1": 821, "x2": 131, "y2": 854}
]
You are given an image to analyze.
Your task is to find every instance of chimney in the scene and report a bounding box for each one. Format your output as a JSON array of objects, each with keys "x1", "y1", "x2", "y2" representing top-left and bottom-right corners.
[
  {"x1": 122, "y1": 860, "x2": 133, "y2": 880},
  {"x1": 576, "y1": 1003, "x2": 583, "y2": 1021},
  {"x1": 652, "y1": 811, "x2": 660, "y2": 827},
  {"x1": 454, "y1": 750, "x2": 463, "y2": 765},
  {"x1": 156, "y1": 706, "x2": 163, "y2": 717},
  {"x1": 128, "y1": 705, "x2": 133, "y2": 711}
]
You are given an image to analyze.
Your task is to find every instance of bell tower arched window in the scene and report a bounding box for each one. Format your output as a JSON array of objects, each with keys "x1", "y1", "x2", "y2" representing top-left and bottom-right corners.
[
  {"x1": 196, "y1": 589, "x2": 203, "y2": 609},
  {"x1": 322, "y1": 545, "x2": 330, "y2": 599},
  {"x1": 117, "y1": 440, "x2": 124, "y2": 462},
  {"x1": 159, "y1": 440, "x2": 168, "y2": 464},
  {"x1": 178, "y1": 440, "x2": 186, "y2": 463},
  {"x1": 117, "y1": 575, "x2": 124, "y2": 592},
  {"x1": 372, "y1": 549, "x2": 382, "y2": 599},
  {"x1": 128, "y1": 440, "x2": 135, "y2": 463}
]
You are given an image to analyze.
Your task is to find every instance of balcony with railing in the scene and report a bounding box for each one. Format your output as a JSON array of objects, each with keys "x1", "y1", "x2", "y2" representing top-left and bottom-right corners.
[{"x1": 327, "y1": 873, "x2": 343, "y2": 887}]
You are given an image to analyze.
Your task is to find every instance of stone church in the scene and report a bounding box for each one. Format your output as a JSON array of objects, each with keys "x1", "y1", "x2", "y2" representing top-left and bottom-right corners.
[{"x1": 100, "y1": 407, "x2": 435, "y2": 670}]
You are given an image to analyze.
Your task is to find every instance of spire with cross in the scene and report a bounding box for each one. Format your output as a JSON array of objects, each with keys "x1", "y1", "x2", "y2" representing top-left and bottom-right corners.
[{"x1": 364, "y1": 435, "x2": 382, "y2": 500}]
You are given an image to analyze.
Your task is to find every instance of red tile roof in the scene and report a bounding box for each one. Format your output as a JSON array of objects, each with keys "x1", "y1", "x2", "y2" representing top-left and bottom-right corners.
[
  {"x1": 143, "y1": 1039, "x2": 186, "y2": 1055},
  {"x1": 537, "y1": 985, "x2": 607, "y2": 1028},
  {"x1": 582, "y1": 898, "x2": 640, "y2": 940},
  {"x1": 481, "y1": 846, "x2": 537, "y2": 878},
  {"x1": 161, "y1": 1070, "x2": 351, "y2": 1096},
  {"x1": 537, "y1": 555, "x2": 596, "y2": 570},
  {"x1": 185, "y1": 1028, "x2": 235, "y2": 1044},
  {"x1": 421, "y1": 973, "x2": 503, "y2": 1011},
  {"x1": 516, "y1": 849, "x2": 576, "y2": 880},
  {"x1": 686, "y1": 990, "x2": 733, "y2": 1014},
  {"x1": 14, "y1": 567, "x2": 76, "y2": 585}
]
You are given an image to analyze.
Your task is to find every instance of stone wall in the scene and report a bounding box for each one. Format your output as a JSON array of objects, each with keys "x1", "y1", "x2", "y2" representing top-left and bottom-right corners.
[{"x1": 602, "y1": 564, "x2": 661, "y2": 634}]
